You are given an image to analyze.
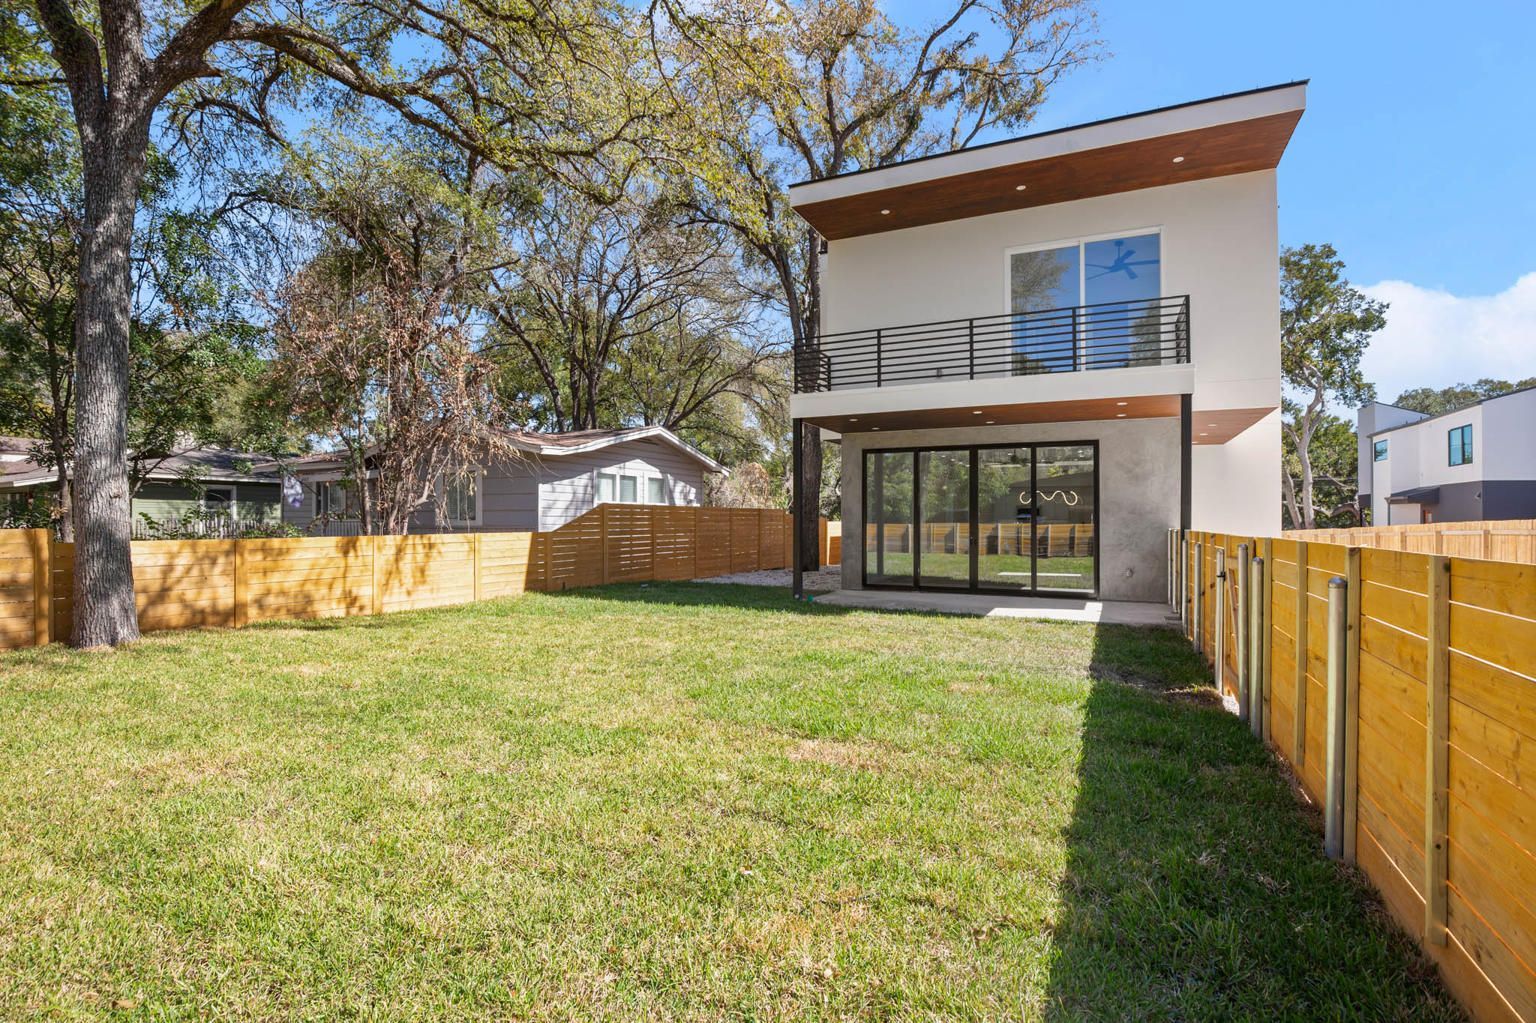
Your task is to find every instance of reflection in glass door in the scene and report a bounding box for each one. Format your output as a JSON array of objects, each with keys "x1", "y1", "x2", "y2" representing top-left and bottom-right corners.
[
  {"x1": 864, "y1": 443, "x2": 1096, "y2": 596},
  {"x1": 976, "y1": 447, "x2": 1034, "y2": 590},
  {"x1": 918, "y1": 450, "x2": 971, "y2": 588},
  {"x1": 864, "y1": 451, "x2": 914, "y2": 586},
  {"x1": 1034, "y1": 445, "x2": 1096, "y2": 593}
]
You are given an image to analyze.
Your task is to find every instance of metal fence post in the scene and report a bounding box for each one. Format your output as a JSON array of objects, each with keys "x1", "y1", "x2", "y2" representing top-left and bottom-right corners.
[
  {"x1": 1179, "y1": 533, "x2": 1189, "y2": 635},
  {"x1": 1192, "y1": 541, "x2": 1204, "y2": 653},
  {"x1": 1249, "y1": 555, "x2": 1265, "y2": 740},
  {"x1": 1324, "y1": 575, "x2": 1349, "y2": 859},
  {"x1": 1213, "y1": 547, "x2": 1226, "y2": 693},
  {"x1": 1236, "y1": 542, "x2": 1249, "y2": 720}
]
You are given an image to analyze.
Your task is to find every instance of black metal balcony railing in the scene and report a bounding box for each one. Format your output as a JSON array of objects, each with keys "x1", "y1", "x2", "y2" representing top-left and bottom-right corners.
[{"x1": 793, "y1": 294, "x2": 1190, "y2": 393}]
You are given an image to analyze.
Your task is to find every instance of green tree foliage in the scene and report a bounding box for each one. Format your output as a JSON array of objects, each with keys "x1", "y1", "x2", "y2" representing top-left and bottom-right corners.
[
  {"x1": 1282, "y1": 413, "x2": 1358, "y2": 529},
  {"x1": 1280, "y1": 243, "x2": 1387, "y2": 529},
  {"x1": 651, "y1": 0, "x2": 1100, "y2": 564},
  {"x1": 1393, "y1": 377, "x2": 1536, "y2": 416},
  {"x1": 0, "y1": 41, "x2": 264, "y2": 537}
]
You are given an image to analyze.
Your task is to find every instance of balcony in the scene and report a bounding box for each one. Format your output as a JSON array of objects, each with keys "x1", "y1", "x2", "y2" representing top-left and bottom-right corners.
[{"x1": 793, "y1": 295, "x2": 1190, "y2": 393}]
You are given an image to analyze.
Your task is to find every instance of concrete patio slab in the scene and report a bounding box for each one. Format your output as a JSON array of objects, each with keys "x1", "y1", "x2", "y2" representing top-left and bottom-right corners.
[{"x1": 811, "y1": 588, "x2": 1177, "y2": 627}]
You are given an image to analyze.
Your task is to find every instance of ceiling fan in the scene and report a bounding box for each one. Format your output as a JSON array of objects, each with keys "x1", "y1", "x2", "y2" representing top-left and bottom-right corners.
[{"x1": 1087, "y1": 239, "x2": 1158, "y2": 281}]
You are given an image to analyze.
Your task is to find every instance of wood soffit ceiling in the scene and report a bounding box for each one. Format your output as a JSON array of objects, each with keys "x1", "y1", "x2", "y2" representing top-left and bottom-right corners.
[
  {"x1": 804, "y1": 397, "x2": 1275, "y2": 445},
  {"x1": 794, "y1": 110, "x2": 1303, "y2": 240}
]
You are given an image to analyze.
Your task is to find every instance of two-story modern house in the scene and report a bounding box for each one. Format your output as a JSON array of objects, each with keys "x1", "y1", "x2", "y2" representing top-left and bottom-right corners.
[
  {"x1": 1358, "y1": 387, "x2": 1536, "y2": 524},
  {"x1": 786, "y1": 83, "x2": 1305, "y2": 602}
]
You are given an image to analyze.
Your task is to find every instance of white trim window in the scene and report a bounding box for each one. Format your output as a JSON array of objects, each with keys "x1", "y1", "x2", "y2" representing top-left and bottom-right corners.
[
  {"x1": 445, "y1": 471, "x2": 481, "y2": 526},
  {"x1": 646, "y1": 475, "x2": 667, "y2": 504},
  {"x1": 1004, "y1": 227, "x2": 1166, "y2": 371},
  {"x1": 596, "y1": 471, "x2": 640, "y2": 503}
]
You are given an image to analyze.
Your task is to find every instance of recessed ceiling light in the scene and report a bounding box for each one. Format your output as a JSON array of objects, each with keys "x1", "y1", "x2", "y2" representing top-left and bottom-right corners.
[
  {"x1": 848, "y1": 417, "x2": 858, "y2": 422},
  {"x1": 1014, "y1": 184, "x2": 1027, "y2": 191},
  {"x1": 880, "y1": 209, "x2": 891, "y2": 215},
  {"x1": 871, "y1": 426, "x2": 881, "y2": 430},
  {"x1": 1199, "y1": 432, "x2": 1208, "y2": 437},
  {"x1": 972, "y1": 410, "x2": 984, "y2": 415},
  {"x1": 985, "y1": 420, "x2": 996, "y2": 424},
  {"x1": 1115, "y1": 401, "x2": 1128, "y2": 407},
  {"x1": 1116, "y1": 413, "x2": 1127, "y2": 418},
  {"x1": 1207, "y1": 424, "x2": 1217, "y2": 428},
  {"x1": 1172, "y1": 156, "x2": 1185, "y2": 164}
]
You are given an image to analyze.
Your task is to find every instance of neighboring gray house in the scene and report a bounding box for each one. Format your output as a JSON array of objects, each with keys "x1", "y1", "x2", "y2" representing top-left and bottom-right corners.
[
  {"x1": 278, "y1": 426, "x2": 727, "y2": 534},
  {"x1": 1358, "y1": 386, "x2": 1536, "y2": 524},
  {"x1": 0, "y1": 436, "x2": 282, "y2": 529}
]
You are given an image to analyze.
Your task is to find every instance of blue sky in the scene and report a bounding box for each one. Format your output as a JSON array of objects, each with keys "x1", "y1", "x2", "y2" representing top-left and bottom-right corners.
[{"x1": 893, "y1": 0, "x2": 1536, "y2": 402}]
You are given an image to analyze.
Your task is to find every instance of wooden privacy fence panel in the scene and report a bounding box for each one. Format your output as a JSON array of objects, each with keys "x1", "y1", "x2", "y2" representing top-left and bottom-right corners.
[
  {"x1": 1290, "y1": 520, "x2": 1536, "y2": 564},
  {"x1": 1182, "y1": 530, "x2": 1536, "y2": 1022},
  {"x1": 0, "y1": 506, "x2": 792, "y2": 652}
]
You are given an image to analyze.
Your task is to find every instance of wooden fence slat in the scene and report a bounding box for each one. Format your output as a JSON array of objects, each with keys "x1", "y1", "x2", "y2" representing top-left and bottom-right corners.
[{"x1": 30, "y1": 530, "x2": 50, "y2": 647}]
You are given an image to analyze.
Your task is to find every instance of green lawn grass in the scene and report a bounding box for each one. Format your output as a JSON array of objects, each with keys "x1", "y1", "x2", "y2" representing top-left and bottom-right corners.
[{"x1": 0, "y1": 584, "x2": 1459, "y2": 1021}]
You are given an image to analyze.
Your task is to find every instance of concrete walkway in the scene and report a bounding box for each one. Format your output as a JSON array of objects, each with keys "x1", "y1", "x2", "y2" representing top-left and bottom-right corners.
[{"x1": 811, "y1": 588, "x2": 1177, "y2": 627}]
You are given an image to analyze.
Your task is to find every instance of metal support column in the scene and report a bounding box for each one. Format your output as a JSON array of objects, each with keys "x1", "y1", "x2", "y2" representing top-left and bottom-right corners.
[{"x1": 791, "y1": 418, "x2": 804, "y2": 600}]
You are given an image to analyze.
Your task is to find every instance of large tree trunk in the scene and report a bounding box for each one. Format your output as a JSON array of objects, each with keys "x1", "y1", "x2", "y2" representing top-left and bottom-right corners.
[{"x1": 70, "y1": 123, "x2": 148, "y2": 648}]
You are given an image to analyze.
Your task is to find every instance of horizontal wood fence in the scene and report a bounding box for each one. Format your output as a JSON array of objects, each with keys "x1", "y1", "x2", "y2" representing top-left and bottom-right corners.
[
  {"x1": 861, "y1": 521, "x2": 1096, "y2": 557},
  {"x1": 1174, "y1": 529, "x2": 1536, "y2": 1022},
  {"x1": 1290, "y1": 520, "x2": 1536, "y2": 564},
  {"x1": 0, "y1": 505, "x2": 790, "y2": 651}
]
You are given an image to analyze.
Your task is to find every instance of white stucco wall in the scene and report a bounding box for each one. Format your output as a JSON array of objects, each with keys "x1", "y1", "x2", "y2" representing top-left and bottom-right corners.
[
  {"x1": 796, "y1": 170, "x2": 1282, "y2": 540},
  {"x1": 817, "y1": 170, "x2": 1281, "y2": 416},
  {"x1": 1479, "y1": 390, "x2": 1536, "y2": 479}
]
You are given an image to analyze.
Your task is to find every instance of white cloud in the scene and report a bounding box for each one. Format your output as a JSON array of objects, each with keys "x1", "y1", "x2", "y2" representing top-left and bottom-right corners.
[{"x1": 1359, "y1": 273, "x2": 1536, "y2": 405}]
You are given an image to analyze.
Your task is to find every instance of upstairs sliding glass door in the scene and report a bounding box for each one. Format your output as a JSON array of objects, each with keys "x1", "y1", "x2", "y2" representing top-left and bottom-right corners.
[{"x1": 864, "y1": 442, "x2": 1098, "y2": 597}]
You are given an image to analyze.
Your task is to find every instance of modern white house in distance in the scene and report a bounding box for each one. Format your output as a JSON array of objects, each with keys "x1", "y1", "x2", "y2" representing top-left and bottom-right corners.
[
  {"x1": 787, "y1": 83, "x2": 1305, "y2": 602},
  {"x1": 1358, "y1": 387, "x2": 1536, "y2": 525},
  {"x1": 277, "y1": 425, "x2": 726, "y2": 534}
]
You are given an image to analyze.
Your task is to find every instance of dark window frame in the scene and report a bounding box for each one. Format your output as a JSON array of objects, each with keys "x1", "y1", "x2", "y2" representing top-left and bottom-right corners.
[
  {"x1": 1448, "y1": 424, "x2": 1474, "y2": 467},
  {"x1": 860, "y1": 440, "x2": 1100, "y2": 598},
  {"x1": 1373, "y1": 439, "x2": 1389, "y2": 462}
]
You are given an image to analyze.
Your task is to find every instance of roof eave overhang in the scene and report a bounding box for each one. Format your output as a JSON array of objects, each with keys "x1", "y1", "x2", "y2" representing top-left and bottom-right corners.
[{"x1": 789, "y1": 82, "x2": 1306, "y2": 240}]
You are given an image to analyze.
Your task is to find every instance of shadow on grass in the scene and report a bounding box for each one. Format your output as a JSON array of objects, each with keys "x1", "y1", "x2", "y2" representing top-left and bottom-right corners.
[{"x1": 1041, "y1": 627, "x2": 1462, "y2": 1021}]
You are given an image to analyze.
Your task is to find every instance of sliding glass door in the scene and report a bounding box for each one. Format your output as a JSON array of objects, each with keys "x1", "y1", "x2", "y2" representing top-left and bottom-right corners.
[
  {"x1": 864, "y1": 451, "x2": 914, "y2": 587},
  {"x1": 1034, "y1": 445, "x2": 1097, "y2": 594},
  {"x1": 864, "y1": 442, "x2": 1098, "y2": 596},
  {"x1": 977, "y1": 447, "x2": 1033, "y2": 590},
  {"x1": 918, "y1": 450, "x2": 971, "y2": 588}
]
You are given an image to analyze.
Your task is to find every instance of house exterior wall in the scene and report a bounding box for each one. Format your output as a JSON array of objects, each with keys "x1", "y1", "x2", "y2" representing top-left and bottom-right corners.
[
  {"x1": 1357, "y1": 402, "x2": 1428, "y2": 514},
  {"x1": 838, "y1": 418, "x2": 1179, "y2": 603},
  {"x1": 1365, "y1": 389, "x2": 1536, "y2": 524},
  {"x1": 532, "y1": 438, "x2": 705, "y2": 532},
  {"x1": 804, "y1": 170, "x2": 1283, "y2": 539},
  {"x1": 134, "y1": 481, "x2": 281, "y2": 524},
  {"x1": 818, "y1": 170, "x2": 1281, "y2": 418},
  {"x1": 282, "y1": 438, "x2": 711, "y2": 535}
]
